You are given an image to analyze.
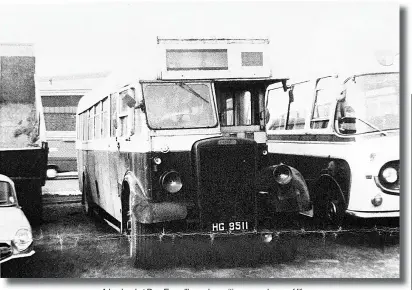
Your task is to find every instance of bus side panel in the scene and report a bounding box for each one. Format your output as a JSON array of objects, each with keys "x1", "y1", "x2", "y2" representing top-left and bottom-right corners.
[
  {"x1": 77, "y1": 148, "x2": 83, "y2": 191},
  {"x1": 107, "y1": 150, "x2": 122, "y2": 222},
  {"x1": 83, "y1": 149, "x2": 151, "y2": 224},
  {"x1": 93, "y1": 150, "x2": 113, "y2": 217}
]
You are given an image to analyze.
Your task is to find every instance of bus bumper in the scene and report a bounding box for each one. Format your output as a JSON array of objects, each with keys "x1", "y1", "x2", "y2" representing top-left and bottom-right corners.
[
  {"x1": 133, "y1": 201, "x2": 188, "y2": 224},
  {"x1": 0, "y1": 250, "x2": 35, "y2": 264},
  {"x1": 346, "y1": 210, "x2": 399, "y2": 218}
]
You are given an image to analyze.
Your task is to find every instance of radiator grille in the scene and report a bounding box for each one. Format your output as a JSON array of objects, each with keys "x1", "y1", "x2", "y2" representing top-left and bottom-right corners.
[{"x1": 193, "y1": 138, "x2": 257, "y2": 230}]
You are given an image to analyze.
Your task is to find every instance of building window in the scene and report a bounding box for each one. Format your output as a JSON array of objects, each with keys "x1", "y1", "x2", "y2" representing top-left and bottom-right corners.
[{"x1": 44, "y1": 113, "x2": 77, "y2": 131}]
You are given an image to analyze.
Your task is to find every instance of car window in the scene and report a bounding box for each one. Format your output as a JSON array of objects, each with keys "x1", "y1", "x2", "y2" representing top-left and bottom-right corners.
[{"x1": 0, "y1": 181, "x2": 16, "y2": 206}]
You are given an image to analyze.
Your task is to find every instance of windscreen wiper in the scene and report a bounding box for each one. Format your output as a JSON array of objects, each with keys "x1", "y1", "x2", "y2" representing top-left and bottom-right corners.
[
  {"x1": 177, "y1": 82, "x2": 209, "y2": 103},
  {"x1": 356, "y1": 117, "x2": 387, "y2": 136}
]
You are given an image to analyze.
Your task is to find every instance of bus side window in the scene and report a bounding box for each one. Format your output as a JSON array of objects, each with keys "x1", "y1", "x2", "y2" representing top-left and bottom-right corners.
[
  {"x1": 94, "y1": 102, "x2": 101, "y2": 139},
  {"x1": 310, "y1": 77, "x2": 335, "y2": 129},
  {"x1": 110, "y1": 93, "x2": 118, "y2": 137},
  {"x1": 266, "y1": 87, "x2": 289, "y2": 131},
  {"x1": 119, "y1": 91, "x2": 128, "y2": 137},
  {"x1": 88, "y1": 108, "x2": 94, "y2": 140},
  {"x1": 119, "y1": 88, "x2": 136, "y2": 137},
  {"x1": 287, "y1": 81, "x2": 313, "y2": 130},
  {"x1": 102, "y1": 97, "x2": 109, "y2": 138},
  {"x1": 84, "y1": 113, "x2": 88, "y2": 141},
  {"x1": 133, "y1": 87, "x2": 143, "y2": 136}
]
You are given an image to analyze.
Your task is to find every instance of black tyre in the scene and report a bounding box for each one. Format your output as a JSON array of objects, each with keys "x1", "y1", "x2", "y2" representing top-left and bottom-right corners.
[
  {"x1": 82, "y1": 177, "x2": 93, "y2": 216},
  {"x1": 314, "y1": 185, "x2": 346, "y2": 228},
  {"x1": 130, "y1": 214, "x2": 155, "y2": 267}
]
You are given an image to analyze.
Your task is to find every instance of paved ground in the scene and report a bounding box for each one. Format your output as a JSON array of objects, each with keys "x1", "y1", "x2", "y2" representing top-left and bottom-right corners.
[{"x1": 42, "y1": 173, "x2": 80, "y2": 196}]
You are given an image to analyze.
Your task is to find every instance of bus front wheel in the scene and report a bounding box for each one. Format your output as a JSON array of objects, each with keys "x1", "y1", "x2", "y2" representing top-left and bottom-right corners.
[{"x1": 130, "y1": 216, "x2": 154, "y2": 268}]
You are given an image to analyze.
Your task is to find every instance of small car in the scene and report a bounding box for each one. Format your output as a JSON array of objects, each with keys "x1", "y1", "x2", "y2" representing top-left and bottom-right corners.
[{"x1": 0, "y1": 174, "x2": 35, "y2": 264}]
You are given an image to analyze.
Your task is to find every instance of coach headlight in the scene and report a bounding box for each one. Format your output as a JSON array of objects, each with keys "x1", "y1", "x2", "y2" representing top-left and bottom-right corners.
[
  {"x1": 13, "y1": 228, "x2": 33, "y2": 252},
  {"x1": 381, "y1": 167, "x2": 398, "y2": 184},
  {"x1": 160, "y1": 170, "x2": 183, "y2": 193},
  {"x1": 273, "y1": 164, "x2": 292, "y2": 185}
]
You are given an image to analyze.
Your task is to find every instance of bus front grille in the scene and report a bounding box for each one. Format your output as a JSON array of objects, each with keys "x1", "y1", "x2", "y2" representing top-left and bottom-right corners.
[{"x1": 193, "y1": 137, "x2": 257, "y2": 231}]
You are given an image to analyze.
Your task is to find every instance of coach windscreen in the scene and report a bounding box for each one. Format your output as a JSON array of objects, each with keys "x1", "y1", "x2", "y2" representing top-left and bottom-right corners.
[{"x1": 337, "y1": 73, "x2": 399, "y2": 135}]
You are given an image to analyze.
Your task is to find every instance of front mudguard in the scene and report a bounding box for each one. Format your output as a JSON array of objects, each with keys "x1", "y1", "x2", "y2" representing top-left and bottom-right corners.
[
  {"x1": 124, "y1": 172, "x2": 187, "y2": 224},
  {"x1": 256, "y1": 164, "x2": 312, "y2": 214}
]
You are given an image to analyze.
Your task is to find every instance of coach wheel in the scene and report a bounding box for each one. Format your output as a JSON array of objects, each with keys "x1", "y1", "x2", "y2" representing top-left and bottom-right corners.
[
  {"x1": 46, "y1": 167, "x2": 58, "y2": 179},
  {"x1": 314, "y1": 186, "x2": 346, "y2": 228}
]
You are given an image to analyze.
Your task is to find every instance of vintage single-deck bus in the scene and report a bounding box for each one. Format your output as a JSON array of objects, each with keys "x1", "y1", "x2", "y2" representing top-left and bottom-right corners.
[
  {"x1": 76, "y1": 38, "x2": 311, "y2": 266},
  {"x1": 265, "y1": 70, "x2": 399, "y2": 225}
]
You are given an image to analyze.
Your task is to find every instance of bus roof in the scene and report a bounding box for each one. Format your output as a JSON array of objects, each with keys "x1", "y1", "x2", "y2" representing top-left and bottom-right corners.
[{"x1": 78, "y1": 36, "x2": 280, "y2": 114}]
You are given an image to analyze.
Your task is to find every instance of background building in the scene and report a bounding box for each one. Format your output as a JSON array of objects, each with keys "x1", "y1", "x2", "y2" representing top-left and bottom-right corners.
[{"x1": 38, "y1": 72, "x2": 108, "y2": 177}]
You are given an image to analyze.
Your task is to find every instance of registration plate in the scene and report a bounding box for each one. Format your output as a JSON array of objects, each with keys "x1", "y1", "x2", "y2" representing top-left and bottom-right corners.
[{"x1": 211, "y1": 221, "x2": 249, "y2": 232}]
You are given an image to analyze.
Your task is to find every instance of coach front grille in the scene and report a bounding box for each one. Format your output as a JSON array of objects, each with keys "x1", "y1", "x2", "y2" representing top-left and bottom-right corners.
[{"x1": 193, "y1": 137, "x2": 257, "y2": 231}]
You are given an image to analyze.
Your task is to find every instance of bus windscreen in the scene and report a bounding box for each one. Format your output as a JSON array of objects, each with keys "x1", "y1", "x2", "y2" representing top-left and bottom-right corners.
[{"x1": 143, "y1": 82, "x2": 218, "y2": 129}]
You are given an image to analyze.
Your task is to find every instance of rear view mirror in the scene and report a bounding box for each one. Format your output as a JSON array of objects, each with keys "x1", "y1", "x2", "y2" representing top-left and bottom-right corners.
[
  {"x1": 339, "y1": 116, "x2": 357, "y2": 134},
  {"x1": 375, "y1": 50, "x2": 398, "y2": 67},
  {"x1": 288, "y1": 86, "x2": 294, "y2": 103},
  {"x1": 122, "y1": 89, "x2": 136, "y2": 108},
  {"x1": 336, "y1": 88, "x2": 346, "y2": 102}
]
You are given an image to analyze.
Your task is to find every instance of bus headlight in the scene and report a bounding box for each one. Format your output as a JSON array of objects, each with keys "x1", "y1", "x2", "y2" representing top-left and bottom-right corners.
[
  {"x1": 381, "y1": 167, "x2": 398, "y2": 183},
  {"x1": 13, "y1": 228, "x2": 33, "y2": 252},
  {"x1": 273, "y1": 164, "x2": 292, "y2": 185},
  {"x1": 160, "y1": 170, "x2": 183, "y2": 193},
  {"x1": 153, "y1": 157, "x2": 162, "y2": 165}
]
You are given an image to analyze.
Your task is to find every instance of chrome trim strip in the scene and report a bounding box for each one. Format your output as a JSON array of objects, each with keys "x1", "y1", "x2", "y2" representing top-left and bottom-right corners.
[{"x1": 0, "y1": 250, "x2": 35, "y2": 264}]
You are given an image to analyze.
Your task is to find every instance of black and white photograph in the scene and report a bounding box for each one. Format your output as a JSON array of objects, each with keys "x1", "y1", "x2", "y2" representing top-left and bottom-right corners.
[{"x1": 0, "y1": 0, "x2": 409, "y2": 287}]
